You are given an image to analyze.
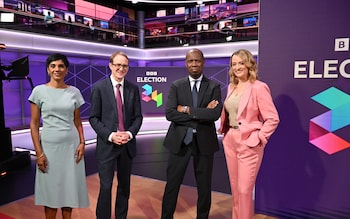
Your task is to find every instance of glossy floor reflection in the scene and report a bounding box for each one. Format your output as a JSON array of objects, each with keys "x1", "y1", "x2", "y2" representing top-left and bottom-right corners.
[{"x1": 0, "y1": 132, "x2": 277, "y2": 218}]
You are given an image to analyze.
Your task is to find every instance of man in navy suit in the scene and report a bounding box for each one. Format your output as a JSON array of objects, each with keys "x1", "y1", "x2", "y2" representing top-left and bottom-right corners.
[
  {"x1": 161, "y1": 48, "x2": 222, "y2": 219},
  {"x1": 89, "y1": 51, "x2": 143, "y2": 219}
]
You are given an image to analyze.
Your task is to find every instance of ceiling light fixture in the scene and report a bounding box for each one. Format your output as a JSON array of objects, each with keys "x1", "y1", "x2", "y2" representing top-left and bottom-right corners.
[{"x1": 126, "y1": 0, "x2": 217, "y2": 4}]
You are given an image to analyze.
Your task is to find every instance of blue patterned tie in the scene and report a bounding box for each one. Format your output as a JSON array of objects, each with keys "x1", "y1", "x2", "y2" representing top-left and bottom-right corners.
[{"x1": 183, "y1": 80, "x2": 198, "y2": 145}]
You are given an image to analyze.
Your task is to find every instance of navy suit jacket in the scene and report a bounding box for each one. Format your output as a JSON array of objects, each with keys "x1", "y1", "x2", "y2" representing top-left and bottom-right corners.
[
  {"x1": 89, "y1": 77, "x2": 143, "y2": 159},
  {"x1": 163, "y1": 76, "x2": 222, "y2": 155}
]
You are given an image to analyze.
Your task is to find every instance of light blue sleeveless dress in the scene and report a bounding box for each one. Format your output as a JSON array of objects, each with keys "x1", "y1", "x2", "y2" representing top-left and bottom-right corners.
[{"x1": 28, "y1": 84, "x2": 89, "y2": 208}]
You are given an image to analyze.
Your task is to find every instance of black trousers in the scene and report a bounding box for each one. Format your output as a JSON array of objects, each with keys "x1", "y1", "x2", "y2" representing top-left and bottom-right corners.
[
  {"x1": 161, "y1": 135, "x2": 214, "y2": 219},
  {"x1": 96, "y1": 146, "x2": 132, "y2": 219}
]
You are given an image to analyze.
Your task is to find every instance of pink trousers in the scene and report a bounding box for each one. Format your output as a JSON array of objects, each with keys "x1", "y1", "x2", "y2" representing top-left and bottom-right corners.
[{"x1": 222, "y1": 128, "x2": 265, "y2": 219}]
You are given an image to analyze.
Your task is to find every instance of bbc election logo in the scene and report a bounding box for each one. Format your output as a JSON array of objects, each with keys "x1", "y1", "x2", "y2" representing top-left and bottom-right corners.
[
  {"x1": 335, "y1": 38, "x2": 349, "y2": 51},
  {"x1": 142, "y1": 84, "x2": 163, "y2": 107},
  {"x1": 294, "y1": 37, "x2": 350, "y2": 79},
  {"x1": 309, "y1": 87, "x2": 350, "y2": 154}
]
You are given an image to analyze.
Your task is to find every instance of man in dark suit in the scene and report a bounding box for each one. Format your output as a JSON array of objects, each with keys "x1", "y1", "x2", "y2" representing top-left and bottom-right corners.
[
  {"x1": 89, "y1": 51, "x2": 143, "y2": 219},
  {"x1": 161, "y1": 48, "x2": 222, "y2": 219}
]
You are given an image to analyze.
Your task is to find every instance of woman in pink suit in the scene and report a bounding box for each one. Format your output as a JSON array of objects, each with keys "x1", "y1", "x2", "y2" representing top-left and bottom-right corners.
[{"x1": 219, "y1": 49, "x2": 279, "y2": 219}]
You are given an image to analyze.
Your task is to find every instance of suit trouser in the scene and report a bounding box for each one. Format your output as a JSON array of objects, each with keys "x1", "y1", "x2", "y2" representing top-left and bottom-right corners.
[
  {"x1": 161, "y1": 136, "x2": 214, "y2": 219},
  {"x1": 222, "y1": 128, "x2": 264, "y2": 219},
  {"x1": 96, "y1": 145, "x2": 132, "y2": 219}
]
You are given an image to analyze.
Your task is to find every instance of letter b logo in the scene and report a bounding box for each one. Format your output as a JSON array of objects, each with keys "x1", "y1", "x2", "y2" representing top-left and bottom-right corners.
[{"x1": 335, "y1": 38, "x2": 349, "y2": 51}]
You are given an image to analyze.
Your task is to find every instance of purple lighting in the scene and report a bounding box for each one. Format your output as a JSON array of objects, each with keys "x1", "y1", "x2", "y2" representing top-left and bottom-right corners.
[{"x1": 0, "y1": 29, "x2": 258, "y2": 60}]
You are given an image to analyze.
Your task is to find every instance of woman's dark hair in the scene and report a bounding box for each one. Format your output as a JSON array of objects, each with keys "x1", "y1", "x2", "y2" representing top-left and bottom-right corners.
[{"x1": 46, "y1": 53, "x2": 69, "y2": 68}]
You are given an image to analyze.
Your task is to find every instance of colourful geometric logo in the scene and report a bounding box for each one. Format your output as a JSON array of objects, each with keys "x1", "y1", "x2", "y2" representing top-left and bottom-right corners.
[
  {"x1": 309, "y1": 87, "x2": 350, "y2": 154},
  {"x1": 141, "y1": 84, "x2": 163, "y2": 107}
]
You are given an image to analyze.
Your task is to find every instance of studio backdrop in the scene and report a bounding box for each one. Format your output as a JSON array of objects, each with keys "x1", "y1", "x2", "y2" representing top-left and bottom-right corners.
[{"x1": 256, "y1": 0, "x2": 350, "y2": 218}]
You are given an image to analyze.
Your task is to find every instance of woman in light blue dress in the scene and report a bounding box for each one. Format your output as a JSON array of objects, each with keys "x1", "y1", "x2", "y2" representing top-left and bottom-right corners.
[{"x1": 29, "y1": 53, "x2": 89, "y2": 219}]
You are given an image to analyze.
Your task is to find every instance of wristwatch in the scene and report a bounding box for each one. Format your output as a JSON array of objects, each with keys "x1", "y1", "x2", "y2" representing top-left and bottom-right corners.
[{"x1": 183, "y1": 106, "x2": 188, "y2": 113}]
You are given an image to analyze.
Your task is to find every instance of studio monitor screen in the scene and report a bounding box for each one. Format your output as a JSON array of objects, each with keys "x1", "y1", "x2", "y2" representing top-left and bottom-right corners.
[{"x1": 7, "y1": 56, "x2": 29, "y2": 78}]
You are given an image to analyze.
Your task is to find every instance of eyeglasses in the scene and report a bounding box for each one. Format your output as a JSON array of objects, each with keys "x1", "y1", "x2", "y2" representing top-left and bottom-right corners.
[{"x1": 111, "y1": 63, "x2": 129, "y2": 69}]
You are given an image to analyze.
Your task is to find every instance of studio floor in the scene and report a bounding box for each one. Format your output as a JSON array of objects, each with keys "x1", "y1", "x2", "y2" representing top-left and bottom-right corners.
[{"x1": 0, "y1": 120, "x2": 277, "y2": 218}]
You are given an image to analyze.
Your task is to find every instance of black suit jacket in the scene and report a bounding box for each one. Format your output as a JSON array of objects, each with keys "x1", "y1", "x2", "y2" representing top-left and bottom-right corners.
[
  {"x1": 89, "y1": 77, "x2": 143, "y2": 159},
  {"x1": 164, "y1": 76, "x2": 222, "y2": 155}
]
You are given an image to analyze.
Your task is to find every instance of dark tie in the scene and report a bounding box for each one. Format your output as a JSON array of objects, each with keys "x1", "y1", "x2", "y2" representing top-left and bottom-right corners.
[
  {"x1": 183, "y1": 80, "x2": 198, "y2": 145},
  {"x1": 116, "y1": 84, "x2": 125, "y2": 131}
]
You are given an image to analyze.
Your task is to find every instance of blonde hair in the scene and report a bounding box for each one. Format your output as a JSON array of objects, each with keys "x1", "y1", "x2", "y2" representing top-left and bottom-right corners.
[{"x1": 229, "y1": 49, "x2": 258, "y2": 85}]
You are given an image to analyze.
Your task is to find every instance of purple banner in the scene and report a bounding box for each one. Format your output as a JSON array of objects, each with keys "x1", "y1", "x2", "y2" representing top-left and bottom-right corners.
[
  {"x1": 126, "y1": 66, "x2": 229, "y2": 116},
  {"x1": 256, "y1": 0, "x2": 350, "y2": 217}
]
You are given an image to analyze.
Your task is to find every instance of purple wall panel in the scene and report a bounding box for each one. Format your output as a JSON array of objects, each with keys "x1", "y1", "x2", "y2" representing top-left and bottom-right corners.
[
  {"x1": 3, "y1": 91, "x2": 22, "y2": 127},
  {"x1": 1, "y1": 51, "x2": 230, "y2": 128},
  {"x1": 256, "y1": 0, "x2": 350, "y2": 217}
]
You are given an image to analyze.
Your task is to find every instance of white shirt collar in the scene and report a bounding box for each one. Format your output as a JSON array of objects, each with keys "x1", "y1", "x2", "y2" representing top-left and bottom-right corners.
[
  {"x1": 110, "y1": 75, "x2": 124, "y2": 87},
  {"x1": 188, "y1": 75, "x2": 203, "y2": 83}
]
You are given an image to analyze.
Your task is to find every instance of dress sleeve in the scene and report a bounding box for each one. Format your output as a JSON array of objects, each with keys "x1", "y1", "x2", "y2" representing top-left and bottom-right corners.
[
  {"x1": 28, "y1": 86, "x2": 41, "y2": 107},
  {"x1": 74, "y1": 87, "x2": 85, "y2": 109}
]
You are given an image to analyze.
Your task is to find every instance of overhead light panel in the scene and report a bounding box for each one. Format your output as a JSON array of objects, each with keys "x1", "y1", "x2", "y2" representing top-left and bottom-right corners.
[{"x1": 125, "y1": 0, "x2": 217, "y2": 4}]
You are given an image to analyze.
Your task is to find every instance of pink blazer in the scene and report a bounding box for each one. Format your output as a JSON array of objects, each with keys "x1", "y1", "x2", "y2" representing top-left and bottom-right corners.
[{"x1": 219, "y1": 80, "x2": 279, "y2": 147}]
